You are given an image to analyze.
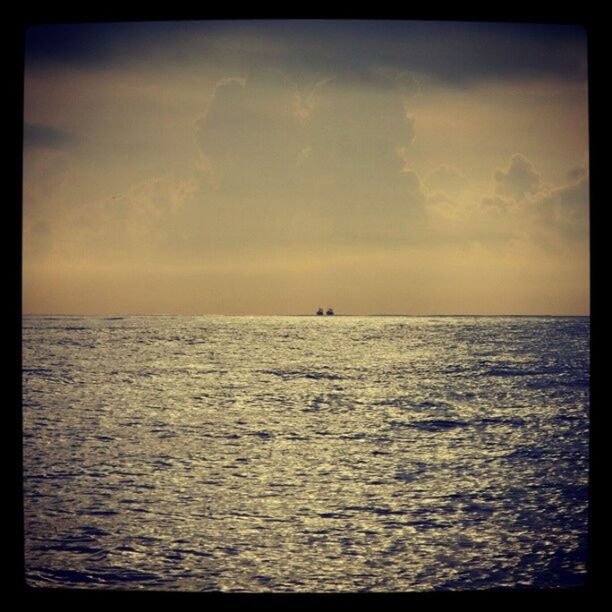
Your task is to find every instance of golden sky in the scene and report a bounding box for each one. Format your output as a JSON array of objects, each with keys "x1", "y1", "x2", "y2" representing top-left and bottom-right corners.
[{"x1": 23, "y1": 21, "x2": 589, "y2": 315}]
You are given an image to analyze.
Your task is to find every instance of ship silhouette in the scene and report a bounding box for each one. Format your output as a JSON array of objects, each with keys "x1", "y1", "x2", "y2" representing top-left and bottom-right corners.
[
  {"x1": 316, "y1": 307, "x2": 324, "y2": 316},
  {"x1": 326, "y1": 307, "x2": 334, "y2": 316}
]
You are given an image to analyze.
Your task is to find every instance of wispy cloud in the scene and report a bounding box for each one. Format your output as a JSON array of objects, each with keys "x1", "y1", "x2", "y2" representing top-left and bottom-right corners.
[{"x1": 24, "y1": 122, "x2": 81, "y2": 150}]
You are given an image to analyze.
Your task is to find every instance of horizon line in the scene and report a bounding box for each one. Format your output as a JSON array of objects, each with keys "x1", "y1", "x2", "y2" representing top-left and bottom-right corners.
[{"x1": 22, "y1": 312, "x2": 591, "y2": 318}]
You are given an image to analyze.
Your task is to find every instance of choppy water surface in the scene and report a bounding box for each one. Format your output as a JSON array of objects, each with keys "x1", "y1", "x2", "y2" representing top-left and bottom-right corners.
[{"x1": 22, "y1": 315, "x2": 589, "y2": 591}]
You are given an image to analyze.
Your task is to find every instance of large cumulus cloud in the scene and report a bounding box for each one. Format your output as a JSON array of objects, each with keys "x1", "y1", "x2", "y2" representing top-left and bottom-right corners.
[
  {"x1": 192, "y1": 68, "x2": 425, "y2": 250},
  {"x1": 494, "y1": 154, "x2": 540, "y2": 201}
]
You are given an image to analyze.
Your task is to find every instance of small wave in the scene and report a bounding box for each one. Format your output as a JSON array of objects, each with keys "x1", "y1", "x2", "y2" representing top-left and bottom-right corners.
[
  {"x1": 250, "y1": 431, "x2": 272, "y2": 439},
  {"x1": 338, "y1": 505, "x2": 406, "y2": 517},
  {"x1": 417, "y1": 400, "x2": 447, "y2": 409},
  {"x1": 411, "y1": 419, "x2": 470, "y2": 431},
  {"x1": 389, "y1": 419, "x2": 470, "y2": 432},
  {"x1": 560, "y1": 379, "x2": 589, "y2": 388},
  {"x1": 341, "y1": 505, "x2": 375, "y2": 513},
  {"x1": 527, "y1": 377, "x2": 589, "y2": 390},
  {"x1": 31, "y1": 568, "x2": 99, "y2": 585},
  {"x1": 317, "y1": 512, "x2": 346, "y2": 519},
  {"x1": 173, "y1": 547, "x2": 214, "y2": 558},
  {"x1": 554, "y1": 414, "x2": 582, "y2": 423},
  {"x1": 285, "y1": 433, "x2": 310, "y2": 440},
  {"x1": 479, "y1": 417, "x2": 526, "y2": 427},
  {"x1": 485, "y1": 368, "x2": 540, "y2": 377},
  {"x1": 80, "y1": 524, "x2": 110, "y2": 536},
  {"x1": 96, "y1": 568, "x2": 162, "y2": 583},
  {"x1": 526, "y1": 380, "x2": 558, "y2": 389},
  {"x1": 261, "y1": 369, "x2": 342, "y2": 381},
  {"x1": 305, "y1": 372, "x2": 341, "y2": 380},
  {"x1": 338, "y1": 432, "x2": 367, "y2": 440},
  {"x1": 43, "y1": 543, "x2": 106, "y2": 557},
  {"x1": 371, "y1": 507, "x2": 405, "y2": 516},
  {"x1": 23, "y1": 367, "x2": 53, "y2": 375},
  {"x1": 395, "y1": 472, "x2": 418, "y2": 483},
  {"x1": 504, "y1": 446, "x2": 545, "y2": 460}
]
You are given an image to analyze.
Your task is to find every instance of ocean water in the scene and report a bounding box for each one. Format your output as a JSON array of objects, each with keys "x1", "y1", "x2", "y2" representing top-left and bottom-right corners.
[{"x1": 22, "y1": 315, "x2": 589, "y2": 591}]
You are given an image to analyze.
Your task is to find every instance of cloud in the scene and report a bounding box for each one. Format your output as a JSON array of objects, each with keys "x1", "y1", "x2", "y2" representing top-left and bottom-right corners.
[
  {"x1": 494, "y1": 154, "x2": 540, "y2": 200},
  {"x1": 531, "y1": 171, "x2": 589, "y2": 241},
  {"x1": 191, "y1": 68, "x2": 426, "y2": 251},
  {"x1": 24, "y1": 122, "x2": 80, "y2": 150},
  {"x1": 22, "y1": 21, "x2": 589, "y2": 316},
  {"x1": 196, "y1": 67, "x2": 417, "y2": 189},
  {"x1": 65, "y1": 173, "x2": 202, "y2": 261},
  {"x1": 290, "y1": 76, "x2": 336, "y2": 122},
  {"x1": 481, "y1": 196, "x2": 509, "y2": 211},
  {"x1": 396, "y1": 149, "x2": 427, "y2": 206},
  {"x1": 425, "y1": 165, "x2": 469, "y2": 197},
  {"x1": 195, "y1": 69, "x2": 303, "y2": 188},
  {"x1": 201, "y1": 76, "x2": 248, "y2": 117},
  {"x1": 474, "y1": 165, "x2": 589, "y2": 252},
  {"x1": 479, "y1": 158, "x2": 588, "y2": 248},
  {"x1": 566, "y1": 166, "x2": 587, "y2": 184},
  {"x1": 26, "y1": 21, "x2": 587, "y2": 88}
]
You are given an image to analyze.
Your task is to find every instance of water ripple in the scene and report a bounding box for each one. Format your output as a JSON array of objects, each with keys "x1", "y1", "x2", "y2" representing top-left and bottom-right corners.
[{"x1": 23, "y1": 315, "x2": 589, "y2": 591}]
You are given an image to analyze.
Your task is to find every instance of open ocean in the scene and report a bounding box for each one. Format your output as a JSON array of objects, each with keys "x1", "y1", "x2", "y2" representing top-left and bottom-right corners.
[{"x1": 22, "y1": 315, "x2": 589, "y2": 591}]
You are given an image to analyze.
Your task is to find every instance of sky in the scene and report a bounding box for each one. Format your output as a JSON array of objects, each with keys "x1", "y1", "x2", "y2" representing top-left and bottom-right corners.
[{"x1": 22, "y1": 20, "x2": 590, "y2": 315}]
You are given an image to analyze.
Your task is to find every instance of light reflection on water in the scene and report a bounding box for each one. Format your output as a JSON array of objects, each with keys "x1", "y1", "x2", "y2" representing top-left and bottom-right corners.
[{"x1": 23, "y1": 315, "x2": 589, "y2": 591}]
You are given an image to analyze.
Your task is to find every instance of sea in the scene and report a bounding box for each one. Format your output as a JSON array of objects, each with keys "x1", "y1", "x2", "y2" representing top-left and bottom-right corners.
[{"x1": 22, "y1": 315, "x2": 590, "y2": 592}]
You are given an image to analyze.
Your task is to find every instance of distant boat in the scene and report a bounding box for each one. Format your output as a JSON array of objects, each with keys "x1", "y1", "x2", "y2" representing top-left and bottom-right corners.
[
  {"x1": 326, "y1": 307, "x2": 334, "y2": 316},
  {"x1": 316, "y1": 307, "x2": 324, "y2": 316}
]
